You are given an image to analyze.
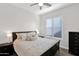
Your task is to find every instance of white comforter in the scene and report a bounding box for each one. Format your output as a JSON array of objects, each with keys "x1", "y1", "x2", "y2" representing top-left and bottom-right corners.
[{"x1": 13, "y1": 37, "x2": 60, "y2": 56}]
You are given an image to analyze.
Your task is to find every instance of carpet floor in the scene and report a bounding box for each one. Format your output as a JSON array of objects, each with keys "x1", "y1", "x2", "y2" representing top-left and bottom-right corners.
[{"x1": 55, "y1": 48, "x2": 74, "y2": 56}]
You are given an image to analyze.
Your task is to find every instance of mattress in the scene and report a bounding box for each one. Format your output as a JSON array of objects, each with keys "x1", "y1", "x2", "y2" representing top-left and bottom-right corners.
[{"x1": 13, "y1": 37, "x2": 60, "y2": 56}]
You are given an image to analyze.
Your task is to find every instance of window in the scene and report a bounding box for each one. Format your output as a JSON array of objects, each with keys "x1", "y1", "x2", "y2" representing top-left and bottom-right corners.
[
  {"x1": 53, "y1": 16, "x2": 62, "y2": 38},
  {"x1": 46, "y1": 18, "x2": 53, "y2": 36},
  {"x1": 46, "y1": 16, "x2": 62, "y2": 38}
]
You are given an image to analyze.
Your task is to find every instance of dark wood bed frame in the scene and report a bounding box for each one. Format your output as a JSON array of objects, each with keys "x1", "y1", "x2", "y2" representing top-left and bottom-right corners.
[{"x1": 12, "y1": 31, "x2": 60, "y2": 56}]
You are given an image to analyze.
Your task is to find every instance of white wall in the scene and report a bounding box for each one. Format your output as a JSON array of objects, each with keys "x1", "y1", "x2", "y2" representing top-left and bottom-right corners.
[
  {"x1": 39, "y1": 4, "x2": 79, "y2": 49},
  {"x1": 0, "y1": 3, "x2": 39, "y2": 43}
]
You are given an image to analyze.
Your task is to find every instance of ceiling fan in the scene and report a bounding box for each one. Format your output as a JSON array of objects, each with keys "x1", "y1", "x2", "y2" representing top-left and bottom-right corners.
[{"x1": 30, "y1": 3, "x2": 52, "y2": 10}]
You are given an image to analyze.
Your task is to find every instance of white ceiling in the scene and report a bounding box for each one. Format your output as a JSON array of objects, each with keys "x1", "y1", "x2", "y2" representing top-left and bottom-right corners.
[{"x1": 11, "y1": 3, "x2": 72, "y2": 15}]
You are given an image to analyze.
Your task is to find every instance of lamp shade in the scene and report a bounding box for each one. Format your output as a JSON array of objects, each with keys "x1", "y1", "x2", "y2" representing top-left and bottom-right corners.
[
  {"x1": 6, "y1": 32, "x2": 12, "y2": 37},
  {"x1": 7, "y1": 33, "x2": 12, "y2": 37}
]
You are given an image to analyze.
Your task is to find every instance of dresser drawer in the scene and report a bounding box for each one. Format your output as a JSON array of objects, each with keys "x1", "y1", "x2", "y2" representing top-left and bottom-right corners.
[
  {"x1": 69, "y1": 32, "x2": 79, "y2": 38},
  {"x1": 73, "y1": 37, "x2": 79, "y2": 39},
  {"x1": 70, "y1": 42, "x2": 79, "y2": 47},
  {"x1": 69, "y1": 41, "x2": 79, "y2": 46},
  {"x1": 70, "y1": 38, "x2": 79, "y2": 43},
  {"x1": 73, "y1": 43, "x2": 79, "y2": 47},
  {"x1": 72, "y1": 50, "x2": 79, "y2": 55},
  {"x1": 74, "y1": 33, "x2": 79, "y2": 36}
]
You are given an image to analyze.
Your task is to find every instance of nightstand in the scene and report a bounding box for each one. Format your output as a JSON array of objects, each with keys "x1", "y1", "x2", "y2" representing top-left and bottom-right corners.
[{"x1": 0, "y1": 42, "x2": 14, "y2": 56}]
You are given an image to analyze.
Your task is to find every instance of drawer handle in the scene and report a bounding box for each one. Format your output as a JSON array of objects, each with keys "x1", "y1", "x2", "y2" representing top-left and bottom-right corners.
[
  {"x1": 74, "y1": 41, "x2": 78, "y2": 42},
  {"x1": 74, "y1": 48, "x2": 78, "y2": 49},
  {"x1": 75, "y1": 37, "x2": 78, "y2": 39},
  {"x1": 74, "y1": 44, "x2": 78, "y2": 46},
  {"x1": 74, "y1": 34, "x2": 78, "y2": 36}
]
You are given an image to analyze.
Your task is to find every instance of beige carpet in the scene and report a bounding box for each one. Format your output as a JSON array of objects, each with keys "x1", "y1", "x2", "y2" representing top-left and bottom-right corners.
[{"x1": 55, "y1": 48, "x2": 74, "y2": 56}]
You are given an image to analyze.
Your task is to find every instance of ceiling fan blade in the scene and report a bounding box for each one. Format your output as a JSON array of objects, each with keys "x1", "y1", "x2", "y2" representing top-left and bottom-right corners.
[
  {"x1": 40, "y1": 6, "x2": 42, "y2": 10},
  {"x1": 44, "y1": 3, "x2": 52, "y2": 7},
  {"x1": 30, "y1": 3, "x2": 38, "y2": 6}
]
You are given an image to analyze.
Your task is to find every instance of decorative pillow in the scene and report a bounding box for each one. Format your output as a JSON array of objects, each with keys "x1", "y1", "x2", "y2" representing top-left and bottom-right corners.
[
  {"x1": 26, "y1": 33, "x2": 32, "y2": 41},
  {"x1": 16, "y1": 33, "x2": 27, "y2": 41},
  {"x1": 16, "y1": 33, "x2": 22, "y2": 40},
  {"x1": 26, "y1": 32, "x2": 38, "y2": 41},
  {"x1": 20, "y1": 33, "x2": 27, "y2": 41},
  {"x1": 16, "y1": 31, "x2": 38, "y2": 41},
  {"x1": 31, "y1": 34, "x2": 38, "y2": 40}
]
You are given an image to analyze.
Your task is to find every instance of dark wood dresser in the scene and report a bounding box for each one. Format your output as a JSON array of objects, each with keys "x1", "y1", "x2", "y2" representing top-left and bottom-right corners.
[
  {"x1": 0, "y1": 42, "x2": 14, "y2": 56},
  {"x1": 69, "y1": 32, "x2": 79, "y2": 55}
]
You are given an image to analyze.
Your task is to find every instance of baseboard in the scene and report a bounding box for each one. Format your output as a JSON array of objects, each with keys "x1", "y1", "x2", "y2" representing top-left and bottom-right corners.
[{"x1": 60, "y1": 45, "x2": 69, "y2": 50}]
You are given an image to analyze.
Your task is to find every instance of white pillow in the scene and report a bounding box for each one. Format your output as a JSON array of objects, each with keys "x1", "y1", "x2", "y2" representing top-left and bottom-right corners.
[
  {"x1": 16, "y1": 33, "x2": 22, "y2": 40},
  {"x1": 20, "y1": 33, "x2": 27, "y2": 41},
  {"x1": 16, "y1": 33, "x2": 27, "y2": 41},
  {"x1": 16, "y1": 32, "x2": 37, "y2": 41},
  {"x1": 26, "y1": 33, "x2": 32, "y2": 41},
  {"x1": 31, "y1": 34, "x2": 38, "y2": 40},
  {"x1": 26, "y1": 32, "x2": 38, "y2": 41}
]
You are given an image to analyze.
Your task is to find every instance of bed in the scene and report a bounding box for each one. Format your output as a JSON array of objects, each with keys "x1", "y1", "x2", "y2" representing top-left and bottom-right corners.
[{"x1": 12, "y1": 31, "x2": 60, "y2": 56}]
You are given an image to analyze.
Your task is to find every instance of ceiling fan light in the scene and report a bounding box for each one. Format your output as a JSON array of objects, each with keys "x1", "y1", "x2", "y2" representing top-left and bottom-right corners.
[{"x1": 39, "y1": 3, "x2": 43, "y2": 6}]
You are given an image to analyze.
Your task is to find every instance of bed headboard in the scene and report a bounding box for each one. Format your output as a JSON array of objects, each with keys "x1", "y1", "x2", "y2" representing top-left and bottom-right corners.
[{"x1": 12, "y1": 31, "x2": 37, "y2": 42}]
